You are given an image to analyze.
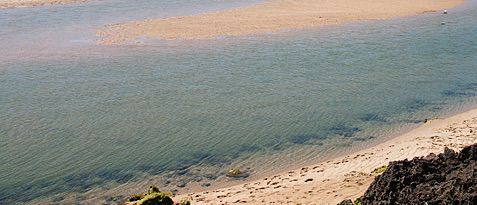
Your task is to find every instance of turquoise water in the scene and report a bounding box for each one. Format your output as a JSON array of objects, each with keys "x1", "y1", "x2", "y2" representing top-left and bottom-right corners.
[{"x1": 1, "y1": 0, "x2": 477, "y2": 204}]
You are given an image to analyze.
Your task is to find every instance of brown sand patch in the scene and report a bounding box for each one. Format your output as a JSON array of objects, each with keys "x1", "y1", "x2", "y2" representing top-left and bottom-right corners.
[{"x1": 97, "y1": 0, "x2": 463, "y2": 45}]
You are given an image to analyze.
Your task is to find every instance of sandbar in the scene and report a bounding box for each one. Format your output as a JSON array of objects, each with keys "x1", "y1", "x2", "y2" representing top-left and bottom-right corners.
[{"x1": 97, "y1": 0, "x2": 464, "y2": 45}]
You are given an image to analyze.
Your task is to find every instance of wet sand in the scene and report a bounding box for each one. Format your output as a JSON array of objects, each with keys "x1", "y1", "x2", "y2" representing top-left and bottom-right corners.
[
  {"x1": 0, "y1": 0, "x2": 86, "y2": 9},
  {"x1": 97, "y1": 0, "x2": 464, "y2": 45},
  {"x1": 173, "y1": 107, "x2": 477, "y2": 204}
]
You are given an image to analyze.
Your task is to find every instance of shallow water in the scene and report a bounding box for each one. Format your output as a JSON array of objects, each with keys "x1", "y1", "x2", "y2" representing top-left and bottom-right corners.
[{"x1": 1, "y1": 0, "x2": 477, "y2": 204}]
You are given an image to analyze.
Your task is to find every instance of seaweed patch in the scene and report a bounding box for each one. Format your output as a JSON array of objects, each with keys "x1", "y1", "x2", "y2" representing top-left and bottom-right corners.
[
  {"x1": 359, "y1": 113, "x2": 387, "y2": 122},
  {"x1": 403, "y1": 99, "x2": 429, "y2": 111},
  {"x1": 289, "y1": 134, "x2": 326, "y2": 144},
  {"x1": 329, "y1": 124, "x2": 361, "y2": 138}
]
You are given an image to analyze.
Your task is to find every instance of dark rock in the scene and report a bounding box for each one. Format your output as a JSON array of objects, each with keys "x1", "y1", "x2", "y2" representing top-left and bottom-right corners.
[
  {"x1": 176, "y1": 181, "x2": 187, "y2": 188},
  {"x1": 361, "y1": 144, "x2": 477, "y2": 205},
  {"x1": 443, "y1": 147, "x2": 457, "y2": 159},
  {"x1": 423, "y1": 153, "x2": 437, "y2": 161},
  {"x1": 176, "y1": 169, "x2": 188, "y2": 176},
  {"x1": 139, "y1": 193, "x2": 173, "y2": 205},
  {"x1": 193, "y1": 176, "x2": 203, "y2": 182},
  {"x1": 127, "y1": 186, "x2": 176, "y2": 205},
  {"x1": 204, "y1": 174, "x2": 218, "y2": 180},
  {"x1": 148, "y1": 185, "x2": 160, "y2": 194},
  {"x1": 304, "y1": 178, "x2": 313, "y2": 182}
]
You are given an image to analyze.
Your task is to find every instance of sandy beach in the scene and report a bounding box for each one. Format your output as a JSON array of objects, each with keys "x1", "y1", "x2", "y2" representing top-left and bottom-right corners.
[
  {"x1": 97, "y1": 0, "x2": 464, "y2": 45},
  {"x1": 171, "y1": 107, "x2": 477, "y2": 204},
  {"x1": 0, "y1": 0, "x2": 85, "y2": 9}
]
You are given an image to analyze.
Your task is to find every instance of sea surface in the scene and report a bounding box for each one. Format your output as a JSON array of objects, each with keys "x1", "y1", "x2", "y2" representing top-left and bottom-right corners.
[{"x1": 1, "y1": 0, "x2": 477, "y2": 204}]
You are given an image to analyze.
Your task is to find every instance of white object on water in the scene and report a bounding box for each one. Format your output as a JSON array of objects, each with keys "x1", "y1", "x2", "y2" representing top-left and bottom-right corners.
[{"x1": 443, "y1": 9, "x2": 448, "y2": 14}]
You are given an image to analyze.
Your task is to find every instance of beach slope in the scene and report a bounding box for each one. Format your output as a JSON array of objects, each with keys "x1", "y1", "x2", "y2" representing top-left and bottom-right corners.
[
  {"x1": 174, "y1": 108, "x2": 477, "y2": 204},
  {"x1": 97, "y1": 0, "x2": 463, "y2": 45}
]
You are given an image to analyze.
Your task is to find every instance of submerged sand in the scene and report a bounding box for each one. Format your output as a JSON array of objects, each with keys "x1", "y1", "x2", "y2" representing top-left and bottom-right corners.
[
  {"x1": 28, "y1": 108, "x2": 477, "y2": 205},
  {"x1": 0, "y1": 0, "x2": 86, "y2": 9},
  {"x1": 173, "y1": 107, "x2": 477, "y2": 204},
  {"x1": 97, "y1": 0, "x2": 463, "y2": 45}
]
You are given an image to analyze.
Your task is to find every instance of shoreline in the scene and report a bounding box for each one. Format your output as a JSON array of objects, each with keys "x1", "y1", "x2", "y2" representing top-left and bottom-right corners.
[
  {"x1": 0, "y1": 0, "x2": 86, "y2": 9},
  {"x1": 97, "y1": 0, "x2": 464, "y2": 45},
  {"x1": 29, "y1": 103, "x2": 477, "y2": 205},
  {"x1": 173, "y1": 106, "x2": 477, "y2": 204}
]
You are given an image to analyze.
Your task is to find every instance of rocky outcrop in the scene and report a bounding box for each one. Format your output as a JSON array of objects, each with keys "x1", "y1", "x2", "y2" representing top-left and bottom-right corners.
[
  {"x1": 124, "y1": 186, "x2": 189, "y2": 205},
  {"x1": 361, "y1": 144, "x2": 477, "y2": 205}
]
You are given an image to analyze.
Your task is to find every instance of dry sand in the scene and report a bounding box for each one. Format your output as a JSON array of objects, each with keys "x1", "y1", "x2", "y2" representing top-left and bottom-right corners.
[
  {"x1": 97, "y1": 0, "x2": 464, "y2": 45},
  {"x1": 173, "y1": 107, "x2": 477, "y2": 204},
  {"x1": 0, "y1": 0, "x2": 86, "y2": 9}
]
